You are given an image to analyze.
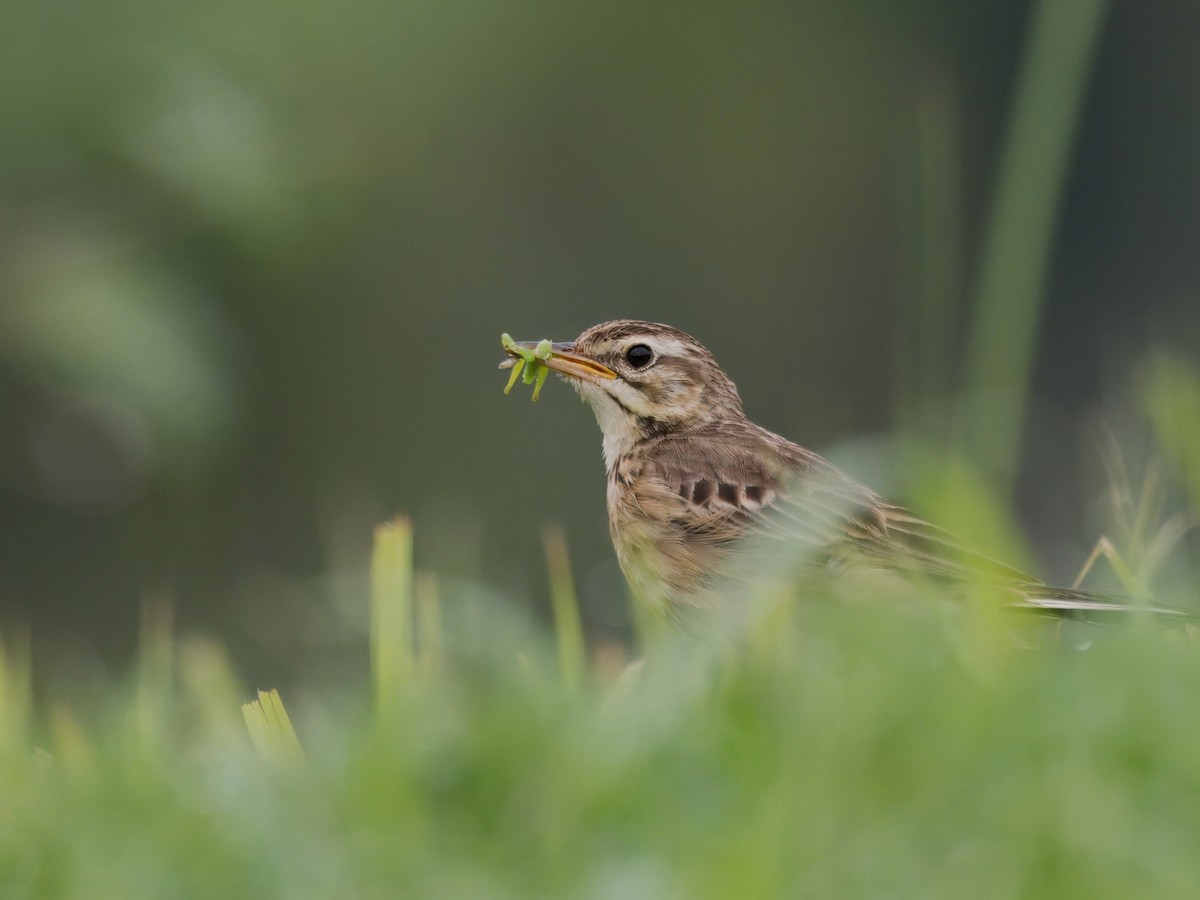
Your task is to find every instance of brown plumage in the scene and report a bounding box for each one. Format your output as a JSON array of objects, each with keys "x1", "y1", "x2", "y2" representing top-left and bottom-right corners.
[{"x1": 503, "y1": 320, "x2": 1178, "y2": 620}]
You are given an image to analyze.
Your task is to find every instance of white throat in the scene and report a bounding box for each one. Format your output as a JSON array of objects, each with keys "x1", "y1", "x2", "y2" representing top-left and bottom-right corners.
[{"x1": 579, "y1": 385, "x2": 641, "y2": 473}]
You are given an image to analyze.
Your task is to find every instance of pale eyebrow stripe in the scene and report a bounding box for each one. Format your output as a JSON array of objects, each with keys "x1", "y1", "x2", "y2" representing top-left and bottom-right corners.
[{"x1": 625, "y1": 337, "x2": 695, "y2": 358}]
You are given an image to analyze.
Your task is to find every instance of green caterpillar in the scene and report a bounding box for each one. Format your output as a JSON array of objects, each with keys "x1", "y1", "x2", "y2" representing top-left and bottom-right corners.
[{"x1": 500, "y1": 333, "x2": 553, "y2": 401}]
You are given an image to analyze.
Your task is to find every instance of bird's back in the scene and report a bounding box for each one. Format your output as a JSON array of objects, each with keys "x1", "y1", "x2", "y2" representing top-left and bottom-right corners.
[{"x1": 607, "y1": 420, "x2": 1146, "y2": 617}]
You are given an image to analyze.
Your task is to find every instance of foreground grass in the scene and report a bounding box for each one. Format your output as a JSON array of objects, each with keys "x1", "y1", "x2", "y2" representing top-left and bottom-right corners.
[
  {"x1": 3, "y1": 550, "x2": 1200, "y2": 898},
  {"x1": 3, "y1": 358, "x2": 1199, "y2": 898}
]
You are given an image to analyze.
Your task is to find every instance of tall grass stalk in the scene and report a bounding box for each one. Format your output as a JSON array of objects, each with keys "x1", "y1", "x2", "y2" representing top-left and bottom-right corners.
[
  {"x1": 542, "y1": 524, "x2": 586, "y2": 693},
  {"x1": 962, "y1": 0, "x2": 1110, "y2": 480},
  {"x1": 241, "y1": 689, "x2": 305, "y2": 768},
  {"x1": 1144, "y1": 355, "x2": 1200, "y2": 511},
  {"x1": 370, "y1": 517, "x2": 414, "y2": 718}
]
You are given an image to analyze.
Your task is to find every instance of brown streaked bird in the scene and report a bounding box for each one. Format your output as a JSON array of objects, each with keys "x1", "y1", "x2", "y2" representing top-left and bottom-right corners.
[{"x1": 501, "y1": 320, "x2": 1176, "y2": 620}]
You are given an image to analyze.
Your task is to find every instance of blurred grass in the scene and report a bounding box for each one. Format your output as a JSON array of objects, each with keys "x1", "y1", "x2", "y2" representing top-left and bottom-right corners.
[
  {"x1": 3, "y1": 1, "x2": 1200, "y2": 896},
  {"x1": 5, "y1": 347, "x2": 1200, "y2": 897},
  {"x1": 543, "y1": 524, "x2": 587, "y2": 695},
  {"x1": 4, "y1": 503, "x2": 1200, "y2": 897},
  {"x1": 5, "y1": 353, "x2": 1199, "y2": 897},
  {"x1": 370, "y1": 517, "x2": 414, "y2": 720},
  {"x1": 1145, "y1": 355, "x2": 1200, "y2": 513},
  {"x1": 242, "y1": 689, "x2": 305, "y2": 768},
  {"x1": 961, "y1": 0, "x2": 1110, "y2": 482}
]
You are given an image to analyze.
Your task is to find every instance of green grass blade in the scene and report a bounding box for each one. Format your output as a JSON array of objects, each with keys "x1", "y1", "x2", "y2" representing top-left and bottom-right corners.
[
  {"x1": 542, "y1": 525, "x2": 586, "y2": 693},
  {"x1": 1144, "y1": 355, "x2": 1200, "y2": 513},
  {"x1": 370, "y1": 518, "x2": 414, "y2": 719},
  {"x1": 241, "y1": 689, "x2": 305, "y2": 767},
  {"x1": 962, "y1": 0, "x2": 1110, "y2": 480}
]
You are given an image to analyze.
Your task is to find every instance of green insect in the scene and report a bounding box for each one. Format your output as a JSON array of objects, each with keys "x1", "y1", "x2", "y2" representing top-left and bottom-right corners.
[{"x1": 500, "y1": 333, "x2": 554, "y2": 401}]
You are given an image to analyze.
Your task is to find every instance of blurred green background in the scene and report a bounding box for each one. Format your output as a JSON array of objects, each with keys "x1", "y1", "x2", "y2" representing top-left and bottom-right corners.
[{"x1": 3, "y1": 0, "x2": 1199, "y2": 684}]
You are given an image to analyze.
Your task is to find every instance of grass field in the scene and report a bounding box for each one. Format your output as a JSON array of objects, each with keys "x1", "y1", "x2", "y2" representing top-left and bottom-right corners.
[
  {"x1": 5, "y1": 4, "x2": 1200, "y2": 896},
  {"x1": 3, "y1": 365, "x2": 1200, "y2": 898}
]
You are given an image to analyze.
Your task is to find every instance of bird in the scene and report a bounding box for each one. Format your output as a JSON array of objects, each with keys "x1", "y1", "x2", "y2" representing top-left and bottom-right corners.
[{"x1": 500, "y1": 319, "x2": 1179, "y2": 623}]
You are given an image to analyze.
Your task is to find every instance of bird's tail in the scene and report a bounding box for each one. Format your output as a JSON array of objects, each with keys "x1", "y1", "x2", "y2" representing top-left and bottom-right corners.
[{"x1": 1012, "y1": 583, "x2": 1193, "y2": 619}]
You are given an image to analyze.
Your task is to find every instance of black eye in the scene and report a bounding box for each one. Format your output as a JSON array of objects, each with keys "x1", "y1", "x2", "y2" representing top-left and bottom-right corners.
[{"x1": 625, "y1": 344, "x2": 654, "y2": 368}]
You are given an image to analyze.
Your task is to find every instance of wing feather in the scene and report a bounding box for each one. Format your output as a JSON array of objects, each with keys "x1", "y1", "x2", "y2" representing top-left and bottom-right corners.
[{"x1": 632, "y1": 423, "x2": 1188, "y2": 616}]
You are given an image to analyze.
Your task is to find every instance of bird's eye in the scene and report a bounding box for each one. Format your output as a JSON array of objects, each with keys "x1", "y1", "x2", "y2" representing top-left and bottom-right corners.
[{"x1": 625, "y1": 344, "x2": 654, "y2": 368}]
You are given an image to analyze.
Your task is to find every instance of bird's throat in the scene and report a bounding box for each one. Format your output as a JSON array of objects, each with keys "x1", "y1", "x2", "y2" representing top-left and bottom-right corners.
[
  {"x1": 597, "y1": 413, "x2": 642, "y2": 474},
  {"x1": 579, "y1": 388, "x2": 646, "y2": 473}
]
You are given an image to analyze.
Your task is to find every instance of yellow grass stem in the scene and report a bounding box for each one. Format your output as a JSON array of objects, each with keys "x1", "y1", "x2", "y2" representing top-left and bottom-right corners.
[
  {"x1": 241, "y1": 689, "x2": 305, "y2": 767},
  {"x1": 371, "y1": 518, "x2": 414, "y2": 718}
]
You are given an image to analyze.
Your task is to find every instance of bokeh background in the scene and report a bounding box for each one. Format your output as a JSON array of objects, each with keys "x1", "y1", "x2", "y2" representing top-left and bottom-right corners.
[{"x1": 3, "y1": 0, "x2": 1199, "y2": 685}]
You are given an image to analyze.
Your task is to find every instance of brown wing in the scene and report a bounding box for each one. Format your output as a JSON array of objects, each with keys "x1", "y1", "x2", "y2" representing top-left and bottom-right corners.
[
  {"x1": 641, "y1": 422, "x2": 1034, "y2": 588},
  {"x1": 636, "y1": 423, "x2": 1192, "y2": 616}
]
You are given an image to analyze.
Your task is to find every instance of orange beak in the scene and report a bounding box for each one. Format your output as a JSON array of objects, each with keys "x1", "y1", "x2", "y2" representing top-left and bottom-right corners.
[{"x1": 499, "y1": 341, "x2": 617, "y2": 381}]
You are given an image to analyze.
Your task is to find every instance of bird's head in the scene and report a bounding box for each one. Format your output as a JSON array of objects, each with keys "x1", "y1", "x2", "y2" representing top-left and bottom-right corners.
[{"x1": 503, "y1": 320, "x2": 745, "y2": 468}]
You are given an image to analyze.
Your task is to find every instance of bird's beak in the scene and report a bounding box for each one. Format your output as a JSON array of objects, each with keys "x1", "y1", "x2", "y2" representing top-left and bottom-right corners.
[{"x1": 499, "y1": 341, "x2": 618, "y2": 381}]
